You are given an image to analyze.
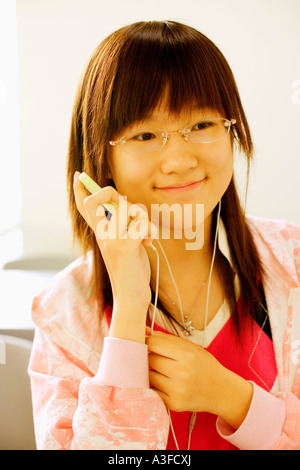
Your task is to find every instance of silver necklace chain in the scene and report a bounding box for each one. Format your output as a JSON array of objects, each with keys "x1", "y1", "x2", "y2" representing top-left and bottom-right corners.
[{"x1": 169, "y1": 276, "x2": 208, "y2": 335}]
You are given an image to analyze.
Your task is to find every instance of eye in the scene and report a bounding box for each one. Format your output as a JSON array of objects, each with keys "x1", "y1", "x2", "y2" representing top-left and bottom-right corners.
[
  {"x1": 192, "y1": 121, "x2": 214, "y2": 131},
  {"x1": 132, "y1": 132, "x2": 156, "y2": 141}
]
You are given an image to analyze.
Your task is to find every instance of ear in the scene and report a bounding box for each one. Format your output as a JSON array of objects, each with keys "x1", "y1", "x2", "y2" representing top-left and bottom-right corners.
[
  {"x1": 104, "y1": 158, "x2": 116, "y2": 188},
  {"x1": 105, "y1": 160, "x2": 114, "y2": 181}
]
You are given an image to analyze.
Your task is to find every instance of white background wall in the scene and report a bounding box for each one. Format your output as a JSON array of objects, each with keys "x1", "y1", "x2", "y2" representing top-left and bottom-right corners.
[{"x1": 16, "y1": 0, "x2": 300, "y2": 260}]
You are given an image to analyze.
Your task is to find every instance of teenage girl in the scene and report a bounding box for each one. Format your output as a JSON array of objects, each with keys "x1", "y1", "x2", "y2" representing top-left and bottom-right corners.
[{"x1": 28, "y1": 20, "x2": 300, "y2": 450}]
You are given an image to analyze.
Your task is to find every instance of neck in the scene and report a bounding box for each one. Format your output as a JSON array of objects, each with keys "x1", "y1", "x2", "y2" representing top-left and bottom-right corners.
[{"x1": 147, "y1": 213, "x2": 215, "y2": 298}]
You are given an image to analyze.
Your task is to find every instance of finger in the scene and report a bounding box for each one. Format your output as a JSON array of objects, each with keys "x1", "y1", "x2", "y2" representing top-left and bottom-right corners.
[
  {"x1": 95, "y1": 197, "x2": 138, "y2": 241},
  {"x1": 145, "y1": 326, "x2": 152, "y2": 336},
  {"x1": 73, "y1": 172, "x2": 91, "y2": 224},
  {"x1": 83, "y1": 186, "x2": 121, "y2": 231},
  {"x1": 73, "y1": 172, "x2": 119, "y2": 228},
  {"x1": 148, "y1": 352, "x2": 175, "y2": 377},
  {"x1": 149, "y1": 369, "x2": 171, "y2": 395},
  {"x1": 146, "y1": 332, "x2": 183, "y2": 359},
  {"x1": 126, "y1": 203, "x2": 157, "y2": 243},
  {"x1": 108, "y1": 197, "x2": 131, "y2": 240},
  {"x1": 146, "y1": 328, "x2": 168, "y2": 338},
  {"x1": 127, "y1": 216, "x2": 156, "y2": 243},
  {"x1": 105, "y1": 205, "x2": 156, "y2": 244},
  {"x1": 77, "y1": 171, "x2": 121, "y2": 205},
  {"x1": 150, "y1": 386, "x2": 170, "y2": 408}
]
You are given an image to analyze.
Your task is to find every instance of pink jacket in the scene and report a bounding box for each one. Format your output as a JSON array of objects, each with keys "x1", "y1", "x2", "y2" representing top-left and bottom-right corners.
[{"x1": 28, "y1": 216, "x2": 300, "y2": 450}]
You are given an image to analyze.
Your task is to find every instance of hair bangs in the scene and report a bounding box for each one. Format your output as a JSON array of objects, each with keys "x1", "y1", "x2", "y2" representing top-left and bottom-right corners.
[{"x1": 109, "y1": 21, "x2": 232, "y2": 139}]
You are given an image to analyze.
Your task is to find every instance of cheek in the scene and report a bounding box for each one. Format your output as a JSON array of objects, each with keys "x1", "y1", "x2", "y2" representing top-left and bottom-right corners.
[
  {"x1": 203, "y1": 143, "x2": 233, "y2": 214},
  {"x1": 109, "y1": 153, "x2": 153, "y2": 200},
  {"x1": 206, "y1": 141, "x2": 233, "y2": 181}
]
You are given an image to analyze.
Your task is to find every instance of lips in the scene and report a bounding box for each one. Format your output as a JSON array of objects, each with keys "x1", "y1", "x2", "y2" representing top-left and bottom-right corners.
[{"x1": 155, "y1": 179, "x2": 205, "y2": 193}]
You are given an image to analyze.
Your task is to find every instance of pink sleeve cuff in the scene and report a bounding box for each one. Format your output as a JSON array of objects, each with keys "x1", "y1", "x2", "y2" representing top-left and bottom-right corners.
[
  {"x1": 94, "y1": 337, "x2": 150, "y2": 389},
  {"x1": 216, "y1": 382, "x2": 286, "y2": 450}
]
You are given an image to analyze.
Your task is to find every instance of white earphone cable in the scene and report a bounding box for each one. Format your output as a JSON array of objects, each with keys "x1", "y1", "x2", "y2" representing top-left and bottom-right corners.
[{"x1": 148, "y1": 200, "x2": 222, "y2": 450}]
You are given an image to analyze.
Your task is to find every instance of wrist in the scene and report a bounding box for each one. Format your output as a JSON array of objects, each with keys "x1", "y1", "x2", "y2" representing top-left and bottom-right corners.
[
  {"x1": 109, "y1": 304, "x2": 149, "y2": 344},
  {"x1": 215, "y1": 367, "x2": 253, "y2": 430}
]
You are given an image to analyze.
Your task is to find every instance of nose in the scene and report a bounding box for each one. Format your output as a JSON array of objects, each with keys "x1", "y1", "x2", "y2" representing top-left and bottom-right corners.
[{"x1": 159, "y1": 133, "x2": 198, "y2": 174}]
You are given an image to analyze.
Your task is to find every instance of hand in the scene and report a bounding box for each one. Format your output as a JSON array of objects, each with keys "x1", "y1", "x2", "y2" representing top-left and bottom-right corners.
[
  {"x1": 146, "y1": 328, "x2": 253, "y2": 429},
  {"x1": 146, "y1": 328, "x2": 223, "y2": 413},
  {"x1": 73, "y1": 172, "x2": 156, "y2": 342}
]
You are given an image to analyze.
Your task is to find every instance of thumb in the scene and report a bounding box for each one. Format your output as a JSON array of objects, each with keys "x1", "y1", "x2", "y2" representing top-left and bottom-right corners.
[{"x1": 145, "y1": 326, "x2": 168, "y2": 337}]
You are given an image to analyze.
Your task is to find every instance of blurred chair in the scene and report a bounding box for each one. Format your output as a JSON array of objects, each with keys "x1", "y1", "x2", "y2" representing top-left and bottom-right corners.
[
  {"x1": 3, "y1": 255, "x2": 75, "y2": 271},
  {"x1": 0, "y1": 334, "x2": 36, "y2": 450}
]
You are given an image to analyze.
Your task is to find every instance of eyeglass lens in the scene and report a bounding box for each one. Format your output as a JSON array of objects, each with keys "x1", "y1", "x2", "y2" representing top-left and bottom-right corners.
[{"x1": 120, "y1": 118, "x2": 232, "y2": 154}]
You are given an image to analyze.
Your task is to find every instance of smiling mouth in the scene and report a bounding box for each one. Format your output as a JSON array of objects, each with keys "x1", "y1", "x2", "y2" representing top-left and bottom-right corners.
[{"x1": 155, "y1": 179, "x2": 205, "y2": 193}]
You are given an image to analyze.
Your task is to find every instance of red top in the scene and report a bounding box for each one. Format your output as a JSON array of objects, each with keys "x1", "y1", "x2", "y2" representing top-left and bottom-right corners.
[{"x1": 105, "y1": 303, "x2": 277, "y2": 450}]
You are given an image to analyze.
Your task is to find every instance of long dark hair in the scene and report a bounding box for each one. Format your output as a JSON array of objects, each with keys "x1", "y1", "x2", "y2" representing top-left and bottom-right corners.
[{"x1": 66, "y1": 20, "x2": 265, "y2": 335}]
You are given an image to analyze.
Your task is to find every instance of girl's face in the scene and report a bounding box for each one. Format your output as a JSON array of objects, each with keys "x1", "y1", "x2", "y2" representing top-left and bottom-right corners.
[{"x1": 108, "y1": 97, "x2": 234, "y2": 233}]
